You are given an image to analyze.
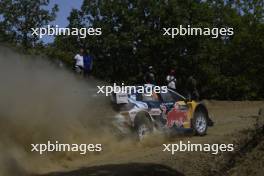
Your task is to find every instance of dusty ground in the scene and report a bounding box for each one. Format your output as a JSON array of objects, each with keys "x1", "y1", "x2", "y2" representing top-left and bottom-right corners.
[
  {"x1": 0, "y1": 46, "x2": 263, "y2": 176},
  {"x1": 36, "y1": 101, "x2": 264, "y2": 176}
]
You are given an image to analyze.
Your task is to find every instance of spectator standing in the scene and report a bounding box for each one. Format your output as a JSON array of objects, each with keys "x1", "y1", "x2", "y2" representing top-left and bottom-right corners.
[
  {"x1": 144, "y1": 66, "x2": 156, "y2": 85},
  {"x1": 74, "y1": 48, "x2": 84, "y2": 74},
  {"x1": 186, "y1": 75, "x2": 199, "y2": 101},
  {"x1": 166, "y1": 69, "x2": 177, "y2": 91},
  {"x1": 83, "y1": 49, "x2": 93, "y2": 77}
]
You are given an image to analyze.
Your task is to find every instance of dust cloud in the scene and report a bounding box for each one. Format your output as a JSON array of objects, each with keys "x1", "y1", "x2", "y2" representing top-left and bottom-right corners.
[{"x1": 0, "y1": 46, "x2": 124, "y2": 175}]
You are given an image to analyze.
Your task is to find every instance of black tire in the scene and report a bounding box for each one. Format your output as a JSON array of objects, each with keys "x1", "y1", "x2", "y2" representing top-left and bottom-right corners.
[
  {"x1": 134, "y1": 113, "x2": 153, "y2": 141},
  {"x1": 192, "y1": 111, "x2": 208, "y2": 136}
]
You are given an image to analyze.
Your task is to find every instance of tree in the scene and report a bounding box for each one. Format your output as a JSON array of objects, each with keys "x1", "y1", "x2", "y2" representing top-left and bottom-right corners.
[
  {"x1": 0, "y1": 0, "x2": 58, "y2": 48},
  {"x1": 53, "y1": 0, "x2": 264, "y2": 100}
]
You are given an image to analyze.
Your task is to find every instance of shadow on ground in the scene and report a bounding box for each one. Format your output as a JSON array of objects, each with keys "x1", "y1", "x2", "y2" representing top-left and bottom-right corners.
[{"x1": 37, "y1": 163, "x2": 184, "y2": 176}]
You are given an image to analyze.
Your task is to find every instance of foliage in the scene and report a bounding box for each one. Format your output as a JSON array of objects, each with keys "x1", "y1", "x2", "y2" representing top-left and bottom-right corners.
[
  {"x1": 0, "y1": 0, "x2": 58, "y2": 47},
  {"x1": 1, "y1": 0, "x2": 264, "y2": 100},
  {"x1": 52, "y1": 0, "x2": 264, "y2": 100}
]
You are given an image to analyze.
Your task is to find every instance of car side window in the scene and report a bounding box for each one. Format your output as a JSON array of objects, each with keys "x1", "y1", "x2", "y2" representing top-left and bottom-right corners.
[
  {"x1": 160, "y1": 92, "x2": 175, "y2": 102},
  {"x1": 137, "y1": 93, "x2": 160, "y2": 102},
  {"x1": 169, "y1": 91, "x2": 185, "y2": 102}
]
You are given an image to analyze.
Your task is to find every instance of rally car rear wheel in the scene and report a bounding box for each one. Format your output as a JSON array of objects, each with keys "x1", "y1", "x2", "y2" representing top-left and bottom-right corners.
[
  {"x1": 134, "y1": 114, "x2": 153, "y2": 141},
  {"x1": 192, "y1": 111, "x2": 208, "y2": 135}
]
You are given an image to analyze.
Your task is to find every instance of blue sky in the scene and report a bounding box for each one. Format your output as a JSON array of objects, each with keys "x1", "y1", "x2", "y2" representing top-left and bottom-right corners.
[{"x1": 42, "y1": 0, "x2": 83, "y2": 43}]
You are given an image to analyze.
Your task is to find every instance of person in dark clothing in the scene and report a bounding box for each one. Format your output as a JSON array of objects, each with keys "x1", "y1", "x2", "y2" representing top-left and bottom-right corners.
[
  {"x1": 144, "y1": 66, "x2": 156, "y2": 85},
  {"x1": 83, "y1": 50, "x2": 93, "y2": 77},
  {"x1": 186, "y1": 76, "x2": 199, "y2": 101}
]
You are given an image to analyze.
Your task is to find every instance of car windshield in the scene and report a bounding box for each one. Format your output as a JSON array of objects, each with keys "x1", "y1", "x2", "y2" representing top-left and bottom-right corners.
[
  {"x1": 160, "y1": 89, "x2": 185, "y2": 102},
  {"x1": 172, "y1": 90, "x2": 186, "y2": 100}
]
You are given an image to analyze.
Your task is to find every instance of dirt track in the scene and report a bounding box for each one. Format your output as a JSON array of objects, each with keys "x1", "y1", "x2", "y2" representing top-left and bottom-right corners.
[
  {"x1": 36, "y1": 101, "x2": 264, "y2": 176},
  {"x1": 1, "y1": 46, "x2": 264, "y2": 176}
]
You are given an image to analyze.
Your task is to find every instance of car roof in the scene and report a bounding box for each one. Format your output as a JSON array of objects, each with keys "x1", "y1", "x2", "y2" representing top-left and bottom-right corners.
[{"x1": 131, "y1": 85, "x2": 186, "y2": 100}]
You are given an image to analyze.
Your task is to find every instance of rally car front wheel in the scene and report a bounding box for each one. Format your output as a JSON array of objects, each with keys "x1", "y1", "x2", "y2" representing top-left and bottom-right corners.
[
  {"x1": 134, "y1": 113, "x2": 153, "y2": 141},
  {"x1": 192, "y1": 111, "x2": 208, "y2": 136}
]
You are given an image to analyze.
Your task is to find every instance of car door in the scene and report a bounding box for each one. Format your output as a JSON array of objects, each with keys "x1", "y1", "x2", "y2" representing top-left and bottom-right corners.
[
  {"x1": 136, "y1": 92, "x2": 162, "y2": 117},
  {"x1": 160, "y1": 91, "x2": 189, "y2": 128},
  {"x1": 160, "y1": 91, "x2": 176, "y2": 112}
]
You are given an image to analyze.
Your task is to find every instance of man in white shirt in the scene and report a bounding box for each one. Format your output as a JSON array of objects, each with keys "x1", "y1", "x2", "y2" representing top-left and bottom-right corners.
[
  {"x1": 166, "y1": 69, "x2": 177, "y2": 91},
  {"x1": 74, "y1": 48, "x2": 84, "y2": 73}
]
